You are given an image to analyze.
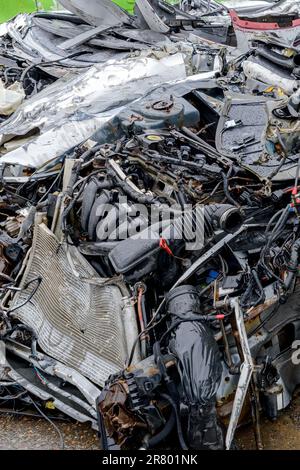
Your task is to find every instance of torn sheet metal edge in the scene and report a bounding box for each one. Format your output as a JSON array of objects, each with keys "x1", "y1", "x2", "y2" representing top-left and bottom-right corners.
[
  {"x1": 0, "y1": 115, "x2": 111, "y2": 169},
  {"x1": 6, "y1": 354, "x2": 97, "y2": 421},
  {"x1": 3, "y1": 342, "x2": 99, "y2": 428},
  {"x1": 232, "y1": 11, "x2": 300, "y2": 51},
  {"x1": 88, "y1": 36, "x2": 150, "y2": 51},
  {"x1": 223, "y1": 0, "x2": 300, "y2": 17},
  {"x1": 225, "y1": 299, "x2": 254, "y2": 450},
  {"x1": 117, "y1": 28, "x2": 169, "y2": 45},
  {"x1": 58, "y1": 24, "x2": 115, "y2": 50},
  {"x1": 5, "y1": 15, "x2": 102, "y2": 69},
  {"x1": 32, "y1": 16, "x2": 91, "y2": 39},
  {"x1": 6, "y1": 340, "x2": 100, "y2": 409},
  {"x1": 58, "y1": 0, "x2": 131, "y2": 27},
  {"x1": 135, "y1": 0, "x2": 170, "y2": 33},
  {"x1": 230, "y1": 9, "x2": 300, "y2": 30}
]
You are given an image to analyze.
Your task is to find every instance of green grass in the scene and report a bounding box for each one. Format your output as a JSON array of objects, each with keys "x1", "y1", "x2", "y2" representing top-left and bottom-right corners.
[
  {"x1": 114, "y1": 0, "x2": 135, "y2": 13},
  {"x1": 0, "y1": 1, "x2": 55, "y2": 22}
]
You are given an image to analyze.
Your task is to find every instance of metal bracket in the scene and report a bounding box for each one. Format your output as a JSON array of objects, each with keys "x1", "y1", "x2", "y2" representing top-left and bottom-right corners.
[{"x1": 225, "y1": 298, "x2": 254, "y2": 450}]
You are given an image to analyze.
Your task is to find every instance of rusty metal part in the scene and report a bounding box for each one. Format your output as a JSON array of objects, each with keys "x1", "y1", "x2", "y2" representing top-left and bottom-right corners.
[{"x1": 99, "y1": 382, "x2": 148, "y2": 448}]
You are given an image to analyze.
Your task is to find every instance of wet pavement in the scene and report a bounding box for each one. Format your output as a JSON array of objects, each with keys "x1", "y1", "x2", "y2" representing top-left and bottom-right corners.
[
  {"x1": 1, "y1": 391, "x2": 300, "y2": 450},
  {"x1": 0, "y1": 414, "x2": 100, "y2": 450},
  {"x1": 237, "y1": 389, "x2": 300, "y2": 450}
]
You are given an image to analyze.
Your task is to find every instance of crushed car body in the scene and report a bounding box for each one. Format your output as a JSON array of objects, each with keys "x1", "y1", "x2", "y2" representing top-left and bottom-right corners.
[{"x1": 0, "y1": 0, "x2": 300, "y2": 452}]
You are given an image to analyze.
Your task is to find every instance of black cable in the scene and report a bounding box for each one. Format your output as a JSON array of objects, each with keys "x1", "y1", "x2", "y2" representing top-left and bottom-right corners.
[
  {"x1": 221, "y1": 169, "x2": 240, "y2": 208},
  {"x1": 265, "y1": 205, "x2": 290, "y2": 250},
  {"x1": 108, "y1": 169, "x2": 156, "y2": 205},
  {"x1": 6, "y1": 277, "x2": 42, "y2": 316},
  {"x1": 0, "y1": 273, "x2": 15, "y2": 284},
  {"x1": 79, "y1": 144, "x2": 103, "y2": 164},
  {"x1": 21, "y1": 51, "x2": 87, "y2": 84},
  {"x1": 258, "y1": 205, "x2": 290, "y2": 282},
  {"x1": 160, "y1": 393, "x2": 188, "y2": 451},
  {"x1": 239, "y1": 273, "x2": 253, "y2": 309},
  {"x1": 199, "y1": 180, "x2": 223, "y2": 204},
  {"x1": 126, "y1": 313, "x2": 168, "y2": 367},
  {"x1": 251, "y1": 269, "x2": 265, "y2": 307},
  {"x1": 0, "y1": 408, "x2": 70, "y2": 421},
  {"x1": 62, "y1": 183, "x2": 87, "y2": 234},
  {"x1": 265, "y1": 208, "x2": 285, "y2": 233},
  {"x1": 284, "y1": 238, "x2": 300, "y2": 291}
]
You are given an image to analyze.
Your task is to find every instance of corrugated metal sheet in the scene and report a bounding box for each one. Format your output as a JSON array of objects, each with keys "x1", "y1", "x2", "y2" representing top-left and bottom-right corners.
[{"x1": 12, "y1": 222, "x2": 129, "y2": 386}]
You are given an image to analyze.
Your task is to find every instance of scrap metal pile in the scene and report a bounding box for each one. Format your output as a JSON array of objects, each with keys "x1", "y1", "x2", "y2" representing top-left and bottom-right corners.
[{"x1": 0, "y1": 0, "x2": 300, "y2": 451}]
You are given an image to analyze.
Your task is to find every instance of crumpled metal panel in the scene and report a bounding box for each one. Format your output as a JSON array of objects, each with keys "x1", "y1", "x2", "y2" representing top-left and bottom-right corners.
[
  {"x1": 223, "y1": 0, "x2": 300, "y2": 16},
  {"x1": 4, "y1": 15, "x2": 127, "y2": 73},
  {"x1": 0, "y1": 114, "x2": 114, "y2": 169},
  {"x1": 0, "y1": 52, "x2": 187, "y2": 168},
  {"x1": 12, "y1": 223, "x2": 130, "y2": 386}
]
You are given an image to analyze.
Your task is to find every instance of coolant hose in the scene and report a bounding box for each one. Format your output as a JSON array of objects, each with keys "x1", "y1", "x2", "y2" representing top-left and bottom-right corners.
[{"x1": 116, "y1": 178, "x2": 156, "y2": 205}]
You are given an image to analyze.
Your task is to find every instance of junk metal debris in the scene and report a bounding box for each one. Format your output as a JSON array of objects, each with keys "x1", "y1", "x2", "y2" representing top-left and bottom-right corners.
[{"x1": 0, "y1": 0, "x2": 300, "y2": 451}]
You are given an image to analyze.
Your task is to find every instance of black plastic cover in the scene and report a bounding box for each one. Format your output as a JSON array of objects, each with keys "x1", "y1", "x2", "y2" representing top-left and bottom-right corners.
[
  {"x1": 166, "y1": 286, "x2": 222, "y2": 405},
  {"x1": 169, "y1": 321, "x2": 222, "y2": 406},
  {"x1": 109, "y1": 237, "x2": 160, "y2": 274}
]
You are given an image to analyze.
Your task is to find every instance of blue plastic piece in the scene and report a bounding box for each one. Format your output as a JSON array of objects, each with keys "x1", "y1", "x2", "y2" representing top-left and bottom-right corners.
[{"x1": 206, "y1": 270, "x2": 219, "y2": 284}]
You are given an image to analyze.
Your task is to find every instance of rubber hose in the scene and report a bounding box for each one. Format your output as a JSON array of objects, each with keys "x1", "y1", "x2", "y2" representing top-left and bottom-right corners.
[{"x1": 148, "y1": 411, "x2": 176, "y2": 448}]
